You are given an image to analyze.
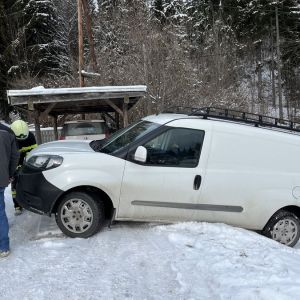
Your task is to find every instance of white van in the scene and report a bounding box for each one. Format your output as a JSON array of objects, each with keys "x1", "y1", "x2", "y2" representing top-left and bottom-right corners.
[{"x1": 16, "y1": 108, "x2": 300, "y2": 246}]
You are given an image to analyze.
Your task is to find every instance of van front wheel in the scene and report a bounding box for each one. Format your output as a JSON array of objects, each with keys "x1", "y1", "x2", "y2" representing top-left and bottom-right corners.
[
  {"x1": 56, "y1": 192, "x2": 104, "y2": 238},
  {"x1": 263, "y1": 210, "x2": 300, "y2": 247}
]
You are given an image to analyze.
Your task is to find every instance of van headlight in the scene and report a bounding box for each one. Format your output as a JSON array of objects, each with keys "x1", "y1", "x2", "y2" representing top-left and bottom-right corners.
[{"x1": 26, "y1": 155, "x2": 63, "y2": 170}]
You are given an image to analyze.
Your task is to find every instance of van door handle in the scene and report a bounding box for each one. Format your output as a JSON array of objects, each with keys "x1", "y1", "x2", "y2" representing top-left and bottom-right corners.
[{"x1": 194, "y1": 175, "x2": 202, "y2": 190}]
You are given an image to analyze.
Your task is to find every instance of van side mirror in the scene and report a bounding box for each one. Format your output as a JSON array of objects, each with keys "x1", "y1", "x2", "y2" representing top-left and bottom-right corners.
[{"x1": 134, "y1": 146, "x2": 147, "y2": 163}]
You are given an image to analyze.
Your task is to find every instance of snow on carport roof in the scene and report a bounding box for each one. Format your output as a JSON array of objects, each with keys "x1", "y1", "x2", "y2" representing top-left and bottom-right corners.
[
  {"x1": 7, "y1": 85, "x2": 147, "y2": 98},
  {"x1": 6, "y1": 85, "x2": 147, "y2": 115}
]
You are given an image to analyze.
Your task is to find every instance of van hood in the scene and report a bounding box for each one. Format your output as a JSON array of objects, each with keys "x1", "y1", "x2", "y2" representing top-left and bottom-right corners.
[{"x1": 29, "y1": 140, "x2": 94, "y2": 157}]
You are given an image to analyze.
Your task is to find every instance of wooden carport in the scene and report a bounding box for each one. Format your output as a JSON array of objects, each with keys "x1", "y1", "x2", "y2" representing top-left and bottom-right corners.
[{"x1": 7, "y1": 85, "x2": 147, "y2": 144}]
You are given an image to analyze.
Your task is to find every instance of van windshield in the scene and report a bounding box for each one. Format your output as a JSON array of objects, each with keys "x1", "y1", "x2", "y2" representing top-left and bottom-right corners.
[{"x1": 93, "y1": 121, "x2": 160, "y2": 155}]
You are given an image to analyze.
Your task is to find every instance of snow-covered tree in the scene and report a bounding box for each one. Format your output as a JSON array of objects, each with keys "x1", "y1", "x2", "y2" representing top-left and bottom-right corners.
[
  {"x1": 6, "y1": 0, "x2": 69, "y2": 79},
  {"x1": 0, "y1": 0, "x2": 299, "y2": 121}
]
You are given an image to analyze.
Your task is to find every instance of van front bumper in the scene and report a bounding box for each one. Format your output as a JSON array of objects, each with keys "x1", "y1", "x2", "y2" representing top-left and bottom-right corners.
[{"x1": 16, "y1": 170, "x2": 63, "y2": 215}]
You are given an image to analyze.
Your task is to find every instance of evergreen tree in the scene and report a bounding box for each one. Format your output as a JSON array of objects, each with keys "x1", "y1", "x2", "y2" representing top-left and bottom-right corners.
[
  {"x1": 53, "y1": 0, "x2": 77, "y2": 77},
  {"x1": 151, "y1": 0, "x2": 166, "y2": 24},
  {"x1": 151, "y1": 0, "x2": 186, "y2": 26},
  {"x1": 24, "y1": 0, "x2": 68, "y2": 75},
  {"x1": 7, "y1": 0, "x2": 69, "y2": 78}
]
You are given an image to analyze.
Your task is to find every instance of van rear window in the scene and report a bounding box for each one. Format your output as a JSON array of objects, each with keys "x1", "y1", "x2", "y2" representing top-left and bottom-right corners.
[{"x1": 63, "y1": 122, "x2": 105, "y2": 136}]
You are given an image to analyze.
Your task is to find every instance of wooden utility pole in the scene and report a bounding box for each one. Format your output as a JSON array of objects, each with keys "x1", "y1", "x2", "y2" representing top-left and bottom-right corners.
[
  {"x1": 275, "y1": 6, "x2": 283, "y2": 119},
  {"x1": 82, "y1": 0, "x2": 97, "y2": 70},
  {"x1": 78, "y1": 0, "x2": 84, "y2": 87}
]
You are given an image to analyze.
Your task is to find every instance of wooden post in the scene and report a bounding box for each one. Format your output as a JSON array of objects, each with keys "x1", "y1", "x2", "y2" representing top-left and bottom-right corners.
[
  {"x1": 34, "y1": 111, "x2": 42, "y2": 144},
  {"x1": 123, "y1": 96, "x2": 129, "y2": 127},
  {"x1": 115, "y1": 112, "x2": 120, "y2": 130},
  {"x1": 53, "y1": 115, "x2": 58, "y2": 140},
  {"x1": 123, "y1": 104, "x2": 128, "y2": 127},
  {"x1": 78, "y1": 0, "x2": 84, "y2": 87}
]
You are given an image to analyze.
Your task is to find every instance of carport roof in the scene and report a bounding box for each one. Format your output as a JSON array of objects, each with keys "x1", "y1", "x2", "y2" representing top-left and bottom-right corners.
[{"x1": 7, "y1": 85, "x2": 147, "y2": 115}]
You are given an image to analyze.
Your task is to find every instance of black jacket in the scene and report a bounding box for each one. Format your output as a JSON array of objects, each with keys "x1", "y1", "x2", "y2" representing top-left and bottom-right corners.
[
  {"x1": 16, "y1": 131, "x2": 37, "y2": 166},
  {"x1": 0, "y1": 130, "x2": 19, "y2": 187}
]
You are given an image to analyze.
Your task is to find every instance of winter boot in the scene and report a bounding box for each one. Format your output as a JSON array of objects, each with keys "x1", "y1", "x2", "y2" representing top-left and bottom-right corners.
[
  {"x1": 14, "y1": 207, "x2": 23, "y2": 216},
  {"x1": 0, "y1": 250, "x2": 10, "y2": 258}
]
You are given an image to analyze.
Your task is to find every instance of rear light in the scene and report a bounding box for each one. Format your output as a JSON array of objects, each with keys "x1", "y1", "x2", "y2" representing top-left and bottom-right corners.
[{"x1": 59, "y1": 136, "x2": 65, "y2": 140}]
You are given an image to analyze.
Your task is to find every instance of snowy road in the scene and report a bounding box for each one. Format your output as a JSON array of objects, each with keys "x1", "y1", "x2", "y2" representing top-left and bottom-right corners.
[{"x1": 1, "y1": 189, "x2": 300, "y2": 300}]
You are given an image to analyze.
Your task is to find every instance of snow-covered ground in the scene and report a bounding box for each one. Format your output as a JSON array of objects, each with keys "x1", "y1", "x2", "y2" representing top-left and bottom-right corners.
[{"x1": 1, "y1": 188, "x2": 300, "y2": 300}]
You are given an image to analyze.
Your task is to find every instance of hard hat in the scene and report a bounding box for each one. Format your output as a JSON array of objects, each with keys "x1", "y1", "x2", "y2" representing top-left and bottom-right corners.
[{"x1": 11, "y1": 120, "x2": 29, "y2": 140}]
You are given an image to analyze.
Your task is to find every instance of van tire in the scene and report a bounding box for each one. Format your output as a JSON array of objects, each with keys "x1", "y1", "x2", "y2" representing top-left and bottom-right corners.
[
  {"x1": 262, "y1": 210, "x2": 300, "y2": 247},
  {"x1": 56, "y1": 191, "x2": 105, "y2": 238}
]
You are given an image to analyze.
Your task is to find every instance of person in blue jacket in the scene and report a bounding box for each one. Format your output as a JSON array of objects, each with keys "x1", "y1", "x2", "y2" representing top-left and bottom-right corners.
[{"x1": 0, "y1": 128, "x2": 19, "y2": 257}]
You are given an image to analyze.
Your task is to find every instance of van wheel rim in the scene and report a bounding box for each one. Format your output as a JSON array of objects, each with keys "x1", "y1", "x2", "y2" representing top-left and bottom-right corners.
[
  {"x1": 61, "y1": 199, "x2": 93, "y2": 234},
  {"x1": 271, "y1": 218, "x2": 298, "y2": 246}
]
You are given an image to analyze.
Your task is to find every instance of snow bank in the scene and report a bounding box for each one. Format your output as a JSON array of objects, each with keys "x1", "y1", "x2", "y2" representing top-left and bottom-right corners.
[{"x1": 1, "y1": 188, "x2": 300, "y2": 299}]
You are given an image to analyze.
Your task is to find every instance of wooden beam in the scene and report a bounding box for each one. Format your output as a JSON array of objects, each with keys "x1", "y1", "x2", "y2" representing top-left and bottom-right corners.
[
  {"x1": 14, "y1": 106, "x2": 30, "y2": 115},
  {"x1": 102, "y1": 112, "x2": 116, "y2": 123},
  {"x1": 81, "y1": 71, "x2": 101, "y2": 78},
  {"x1": 104, "y1": 99, "x2": 123, "y2": 116},
  {"x1": 40, "y1": 103, "x2": 56, "y2": 119}
]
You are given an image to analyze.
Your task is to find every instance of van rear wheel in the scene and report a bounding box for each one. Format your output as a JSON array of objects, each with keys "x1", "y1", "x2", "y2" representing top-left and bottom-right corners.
[
  {"x1": 263, "y1": 210, "x2": 300, "y2": 247},
  {"x1": 56, "y1": 192, "x2": 104, "y2": 238}
]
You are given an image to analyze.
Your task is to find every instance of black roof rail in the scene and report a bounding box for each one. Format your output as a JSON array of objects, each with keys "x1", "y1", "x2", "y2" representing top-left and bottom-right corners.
[
  {"x1": 162, "y1": 106, "x2": 200, "y2": 115},
  {"x1": 162, "y1": 106, "x2": 300, "y2": 133}
]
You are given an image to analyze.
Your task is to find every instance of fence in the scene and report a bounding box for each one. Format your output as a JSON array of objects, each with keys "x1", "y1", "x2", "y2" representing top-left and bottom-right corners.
[{"x1": 30, "y1": 127, "x2": 62, "y2": 144}]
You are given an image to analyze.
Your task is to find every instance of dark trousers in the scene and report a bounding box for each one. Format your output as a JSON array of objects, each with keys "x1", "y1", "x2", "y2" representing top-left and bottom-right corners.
[{"x1": 11, "y1": 173, "x2": 21, "y2": 209}]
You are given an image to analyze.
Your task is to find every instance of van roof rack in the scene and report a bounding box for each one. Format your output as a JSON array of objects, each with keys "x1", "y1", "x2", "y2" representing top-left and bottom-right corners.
[{"x1": 162, "y1": 106, "x2": 300, "y2": 133}]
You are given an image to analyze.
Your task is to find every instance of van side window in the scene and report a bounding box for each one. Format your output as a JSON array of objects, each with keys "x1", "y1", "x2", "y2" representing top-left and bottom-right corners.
[{"x1": 143, "y1": 128, "x2": 205, "y2": 168}]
